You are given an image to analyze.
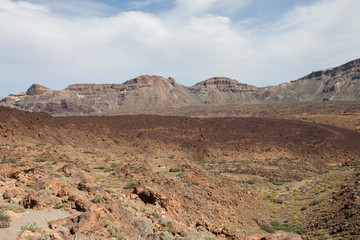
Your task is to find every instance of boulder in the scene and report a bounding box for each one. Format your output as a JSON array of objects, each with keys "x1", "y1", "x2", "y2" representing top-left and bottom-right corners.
[{"x1": 133, "y1": 185, "x2": 168, "y2": 207}]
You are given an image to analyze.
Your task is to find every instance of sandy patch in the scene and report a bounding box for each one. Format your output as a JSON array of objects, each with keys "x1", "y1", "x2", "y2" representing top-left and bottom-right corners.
[{"x1": 1, "y1": 208, "x2": 72, "y2": 240}]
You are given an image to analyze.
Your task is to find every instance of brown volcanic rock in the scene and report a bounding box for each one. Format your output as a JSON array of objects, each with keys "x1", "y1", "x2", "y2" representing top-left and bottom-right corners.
[
  {"x1": 194, "y1": 77, "x2": 255, "y2": 90},
  {"x1": 1, "y1": 106, "x2": 360, "y2": 239},
  {"x1": 26, "y1": 84, "x2": 50, "y2": 96},
  {"x1": 1, "y1": 106, "x2": 360, "y2": 162}
]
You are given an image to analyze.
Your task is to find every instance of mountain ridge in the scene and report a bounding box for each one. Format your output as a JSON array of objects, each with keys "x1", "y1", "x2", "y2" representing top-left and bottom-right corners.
[{"x1": 1, "y1": 58, "x2": 359, "y2": 116}]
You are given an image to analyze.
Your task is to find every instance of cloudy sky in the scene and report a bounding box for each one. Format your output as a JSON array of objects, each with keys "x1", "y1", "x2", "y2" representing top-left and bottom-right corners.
[{"x1": 0, "y1": 0, "x2": 359, "y2": 97}]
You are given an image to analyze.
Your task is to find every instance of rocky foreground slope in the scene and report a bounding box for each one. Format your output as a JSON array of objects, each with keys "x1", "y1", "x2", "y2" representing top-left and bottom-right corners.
[
  {"x1": 1, "y1": 59, "x2": 359, "y2": 116},
  {"x1": 1, "y1": 106, "x2": 360, "y2": 239}
]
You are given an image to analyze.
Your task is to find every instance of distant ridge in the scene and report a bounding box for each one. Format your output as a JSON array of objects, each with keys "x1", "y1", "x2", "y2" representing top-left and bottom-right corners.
[{"x1": 1, "y1": 58, "x2": 359, "y2": 116}]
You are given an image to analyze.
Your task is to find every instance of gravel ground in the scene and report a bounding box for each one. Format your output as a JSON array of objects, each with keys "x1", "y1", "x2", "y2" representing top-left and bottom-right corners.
[{"x1": 1, "y1": 208, "x2": 72, "y2": 240}]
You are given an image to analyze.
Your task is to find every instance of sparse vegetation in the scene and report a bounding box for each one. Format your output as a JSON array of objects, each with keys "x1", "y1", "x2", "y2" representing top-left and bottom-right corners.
[
  {"x1": 0, "y1": 203, "x2": 25, "y2": 213},
  {"x1": 259, "y1": 221, "x2": 307, "y2": 235},
  {"x1": 1, "y1": 99, "x2": 360, "y2": 239},
  {"x1": 20, "y1": 222, "x2": 38, "y2": 233},
  {"x1": 55, "y1": 196, "x2": 69, "y2": 209},
  {"x1": 33, "y1": 158, "x2": 46, "y2": 163},
  {"x1": 37, "y1": 189, "x2": 51, "y2": 197},
  {"x1": 0, "y1": 211, "x2": 10, "y2": 222},
  {"x1": 171, "y1": 167, "x2": 182, "y2": 172},
  {"x1": 160, "y1": 219, "x2": 174, "y2": 232},
  {"x1": 93, "y1": 194, "x2": 102, "y2": 203},
  {"x1": 105, "y1": 221, "x2": 126, "y2": 239},
  {"x1": 1, "y1": 158, "x2": 17, "y2": 164},
  {"x1": 123, "y1": 179, "x2": 138, "y2": 189}
]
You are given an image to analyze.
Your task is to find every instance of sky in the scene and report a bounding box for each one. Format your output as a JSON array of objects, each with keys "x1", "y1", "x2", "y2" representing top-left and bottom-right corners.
[{"x1": 0, "y1": 0, "x2": 360, "y2": 97}]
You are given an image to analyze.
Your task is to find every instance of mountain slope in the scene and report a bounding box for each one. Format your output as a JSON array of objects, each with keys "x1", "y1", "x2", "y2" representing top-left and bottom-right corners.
[
  {"x1": 0, "y1": 75, "x2": 204, "y2": 115},
  {"x1": 1, "y1": 58, "x2": 359, "y2": 115},
  {"x1": 267, "y1": 58, "x2": 360, "y2": 101}
]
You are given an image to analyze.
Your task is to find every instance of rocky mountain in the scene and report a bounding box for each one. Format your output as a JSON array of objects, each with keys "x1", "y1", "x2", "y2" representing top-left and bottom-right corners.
[
  {"x1": 1, "y1": 58, "x2": 359, "y2": 115},
  {"x1": 267, "y1": 58, "x2": 360, "y2": 102},
  {"x1": 189, "y1": 77, "x2": 278, "y2": 104}
]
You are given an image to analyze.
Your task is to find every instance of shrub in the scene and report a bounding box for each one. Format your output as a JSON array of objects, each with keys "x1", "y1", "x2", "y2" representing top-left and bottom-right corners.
[
  {"x1": 93, "y1": 194, "x2": 102, "y2": 203},
  {"x1": 247, "y1": 180, "x2": 255, "y2": 184},
  {"x1": 33, "y1": 158, "x2": 46, "y2": 163},
  {"x1": 259, "y1": 221, "x2": 307, "y2": 235},
  {"x1": 123, "y1": 180, "x2": 138, "y2": 189},
  {"x1": 0, "y1": 211, "x2": 10, "y2": 222},
  {"x1": 20, "y1": 222, "x2": 38, "y2": 233},
  {"x1": 55, "y1": 196, "x2": 69, "y2": 209},
  {"x1": 293, "y1": 175, "x2": 304, "y2": 182},
  {"x1": 259, "y1": 223, "x2": 275, "y2": 233},
  {"x1": 110, "y1": 163, "x2": 119, "y2": 168},
  {"x1": 272, "y1": 180, "x2": 285, "y2": 186},
  {"x1": 37, "y1": 189, "x2": 51, "y2": 197},
  {"x1": 309, "y1": 200, "x2": 321, "y2": 206},
  {"x1": 160, "y1": 219, "x2": 174, "y2": 232},
  {"x1": 177, "y1": 172, "x2": 185, "y2": 178},
  {"x1": 93, "y1": 166, "x2": 106, "y2": 170},
  {"x1": 171, "y1": 167, "x2": 182, "y2": 172},
  {"x1": 1, "y1": 158, "x2": 17, "y2": 164},
  {"x1": 105, "y1": 221, "x2": 126, "y2": 239},
  {"x1": 0, "y1": 203, "x2": 25, "y2": 213}
]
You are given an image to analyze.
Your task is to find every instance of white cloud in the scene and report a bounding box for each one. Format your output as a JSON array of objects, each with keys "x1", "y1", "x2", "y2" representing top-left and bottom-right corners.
[
  {"x1": 0, "y1": 0, "x2": 359, "y2": 96},
  {"x1": 127, "y1": 0, "x2": 163, "y2": 10}
]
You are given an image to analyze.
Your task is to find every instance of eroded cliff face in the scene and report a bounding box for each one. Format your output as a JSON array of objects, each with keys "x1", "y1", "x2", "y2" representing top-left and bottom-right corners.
[
  {"x1": 1, "y1": 59, "x2": 360, "y2": 116},
  {"x1": 268, "y1": 58, "x2": 360, "y2": 101}
]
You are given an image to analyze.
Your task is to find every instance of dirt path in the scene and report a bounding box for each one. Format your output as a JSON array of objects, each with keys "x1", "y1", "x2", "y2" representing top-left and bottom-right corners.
[{"x1": 1, "y1": 208, "x2": 72, "y2": 240}]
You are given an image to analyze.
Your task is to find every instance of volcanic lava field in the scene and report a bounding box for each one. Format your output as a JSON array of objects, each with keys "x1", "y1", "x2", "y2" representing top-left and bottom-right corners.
[{"x1": 1, "y1": 105, "x2": 360, "y2": 239}]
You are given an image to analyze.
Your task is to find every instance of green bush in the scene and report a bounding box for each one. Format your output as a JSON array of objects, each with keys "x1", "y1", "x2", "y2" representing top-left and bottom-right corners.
[
  {"x1": 0, "y1": 203, "x2": 25, "y2": 213},
  {"x1": 161, "y1": 219, "x2": 174, "y2": 232},
  {"x1": 259, "y1": 221, "x2": 307, "y2": 235},
  {"x1": 55, "y1": 196, "x2": 69, "y2": 209},
  {"x1": 259, "y1": 223, "x2": 275, "y2": 233},
  {"x1": 272, "y1": 180, "x2": 285, "y2": 186},
  {"x1": 309, "y1": 200, "x2": 321, "y2": 206},
  {"x1": 20, "y1": 222, "x2": 38, "y2": 233},
  {"x1": 1, "y1": 158, "x2": 17, "y2": 164},
  {"x1": 171, "y1": 167, "x2": 182, "y2": 172},
  {"x1": 33, "y1": 158, "x2": 46, "y2": 163},
  {"x1": 93, "y1": 194, "x2": 102, "y2": 203},
  {"x1": 0, "y1": 211, "x2": 10, "y2": 222},
  {"x1": 105, "y1": 221, "x2": 125, "y2": 239},
  {"x1": 123, "y1": 180, "x2": 138, "y2": 189}
]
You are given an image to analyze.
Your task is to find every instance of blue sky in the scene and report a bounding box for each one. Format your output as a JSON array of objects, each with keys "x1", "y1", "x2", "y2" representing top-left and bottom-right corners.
[{"x1": 1, "y1": 0, "x2": 359, "y2": 97}]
